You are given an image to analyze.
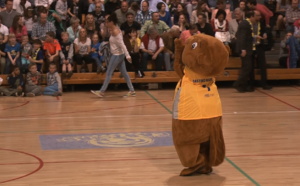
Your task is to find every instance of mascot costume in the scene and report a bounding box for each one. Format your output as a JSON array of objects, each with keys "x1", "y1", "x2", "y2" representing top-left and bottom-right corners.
[{"x1": 172, "y1": 34, "x2": 229, "y2": 176}]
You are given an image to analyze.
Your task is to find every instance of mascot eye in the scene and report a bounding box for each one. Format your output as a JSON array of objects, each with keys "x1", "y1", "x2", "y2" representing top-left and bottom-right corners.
[{"x1": 192, "y1": 42, "x2": 198, "y2": 49}]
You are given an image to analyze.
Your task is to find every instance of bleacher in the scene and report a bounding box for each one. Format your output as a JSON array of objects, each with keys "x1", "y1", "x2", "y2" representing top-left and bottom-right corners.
[{"x1": 1, "y1": 57, "x2": 299, "y2": 87}]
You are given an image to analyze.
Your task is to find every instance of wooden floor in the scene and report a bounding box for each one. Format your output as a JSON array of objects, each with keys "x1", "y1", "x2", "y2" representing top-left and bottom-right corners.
[{"x1": 1, "y1": 85, "x2": 300, "y2": 186}]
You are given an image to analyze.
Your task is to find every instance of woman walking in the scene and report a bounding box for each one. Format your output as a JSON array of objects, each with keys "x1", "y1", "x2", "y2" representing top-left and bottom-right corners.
[{"x1": 91, "y1": 13, "x2": 135, "y2": 98}]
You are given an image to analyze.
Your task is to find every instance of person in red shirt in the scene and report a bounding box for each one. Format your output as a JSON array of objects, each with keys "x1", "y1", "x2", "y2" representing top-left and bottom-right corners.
[{"x1": 43, "y1": 31, "x2": 61, "y2": 72}]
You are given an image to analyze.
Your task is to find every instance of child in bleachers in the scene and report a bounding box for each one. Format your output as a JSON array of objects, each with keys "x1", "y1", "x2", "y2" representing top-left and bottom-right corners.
[
  {"x1": 25, "y1": 63, "x2": 42, "y2": 97},
  {"x1": 0, "y1": 33, "x2": 6, "y2": 74},
  {"x1": 43, "y1": 31, "x2": 61, "y2": 73},
  {"x1": 28, "y1": 39, "x2": 44, "y2": 72},
  {"x1": 20, "y1": 35, "x2": 32, "y2": 74},
  {"x1": 60, "y1": 32, "x2": 74, "y2": 78},
  {"x1": 0, "y1": 66, "x2": 24, "y2": 96},
  {"x1": 91, "y1": 33, "x2": 105, "y2": 73},
  {"x1": 43, "y1": 63, "x2": 62, "y2": 96},
  {"x1": 4, "y1": 33, "x2": 21, "y2": 74}
]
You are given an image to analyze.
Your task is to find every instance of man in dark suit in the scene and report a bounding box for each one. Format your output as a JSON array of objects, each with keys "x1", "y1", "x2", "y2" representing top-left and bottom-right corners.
[{"x1": 234, "y1": 11, "x2": 255, "y2": 92}]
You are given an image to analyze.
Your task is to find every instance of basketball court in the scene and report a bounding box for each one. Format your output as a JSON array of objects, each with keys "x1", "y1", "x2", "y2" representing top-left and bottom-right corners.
[{"x1": 1, "y1": 86, "x2": 300, "y2": 185}]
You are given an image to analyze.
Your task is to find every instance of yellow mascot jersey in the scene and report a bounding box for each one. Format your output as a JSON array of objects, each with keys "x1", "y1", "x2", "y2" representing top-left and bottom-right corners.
[{"x1": 173, "y1": 67, "x2": 223, "y2": 120}]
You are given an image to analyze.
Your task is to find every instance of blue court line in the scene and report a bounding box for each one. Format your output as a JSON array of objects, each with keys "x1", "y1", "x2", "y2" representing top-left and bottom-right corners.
[{"x1": 145, "y1": 90, "x2": 260, "y2": 186}]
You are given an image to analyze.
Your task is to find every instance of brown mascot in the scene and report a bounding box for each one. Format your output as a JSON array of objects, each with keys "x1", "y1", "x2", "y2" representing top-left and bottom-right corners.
[{"x1": 172, "y1": 34, "x2": 229, "y2": 176}]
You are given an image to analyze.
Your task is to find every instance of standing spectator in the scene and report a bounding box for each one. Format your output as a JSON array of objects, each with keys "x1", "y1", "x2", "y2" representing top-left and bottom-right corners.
[
  {"x1": 135, "y1": 0, "x2": 152, "y2": 25},
  {"x1": 60, "y1": 32, "x2": 73, "y2": 78},
  {"x1": 25, "y1": 63, "x2": 42, "y2": 97},
  {"x1": 13, "y1": 0, "x2": 31, "y2": 14},
  {"x1": 4, "y1": 34, "x2": 21, "y2": 74},
  {"x1": 66, "y1": 17, "x2": 81, "y2": 42},
  {"x1": 28, "y1": 39, "x2": 44, "y2": 72},
  {"x1": 91, "y1": 13, "x2": 136, "y2": 98},
  {"x1": 32, "y1": 12, "x2": 56, "y2": 41},
  {"x1": 0, "y1": 0, "x2": 20, "y2": 28},
  {"x1": 115, "y1": 1, "x2": 135, "y2": 26},
  {"x1": 43, "y1": 31, "x2": 61, "y2": 72},
  {"x1": 0, "y1": 33, "x2": 6, "y2": 74},
  {"x1": 9, "y1": 15, "x2": 28, "y2": 43},
  {"x1": 20, "y1": 35, "x2": 32, "y2": 73},
  {"x1": 196, "y1": 13, "x2": 215, "y2": 36},
  {"x1": 73, "y1": 28, "x2": 94, "y2": 73},
  {"x1": 0, "y1": 16, "x2": 8, "y2": 43},
  {"x1": 211, "y1": 9, "x2": 230, "y2": 44},
  {"x1": 161, "y1": 25, "x2": 181, "y2": 71},
  {"x1": 140, "y1": 12, "x2": 170, "y2": 37},
  {"x1": 120, "y1": 12, "x2": 141, "y2": 35},
  {"x1": 157, "y1": 2, "x2": 172, "y2": 27},
  {"x1": 43, "y1": 63, "x2": 62, "y2": 96},
  {"x1": 0, "y1": 66, "x2": 24, "y2": 96},
  {"x1": 285, "y1": 0, "x2": 300, "y2": 32},
  {"x1": 140, "y1": 26, "x2": 164, "y2": 71}
]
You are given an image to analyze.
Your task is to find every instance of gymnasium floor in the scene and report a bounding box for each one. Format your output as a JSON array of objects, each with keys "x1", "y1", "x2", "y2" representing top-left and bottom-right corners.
[{"x1": 0, "y1": 86, "x2": 300, "y2": 185}]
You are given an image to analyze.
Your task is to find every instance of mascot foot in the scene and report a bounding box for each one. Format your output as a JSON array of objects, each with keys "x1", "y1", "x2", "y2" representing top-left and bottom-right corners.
[
  {"x1": 179, "y1": 164, "x2": 202, "y2": 176},
  {"x1": 197, "y1": 166, "x2": 213, "y2": 174}
]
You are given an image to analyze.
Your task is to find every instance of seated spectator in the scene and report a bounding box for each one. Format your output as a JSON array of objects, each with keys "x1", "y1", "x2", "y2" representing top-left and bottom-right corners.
[
  {"x1": 24, "y1": 7, "x2": 35, "y2": 38},
  {"x1": 20, "y1": 35, "x2": 32, "y2": 74},
  {"x1": 196, "y1": 13, "x2": 214, "y2": 36},
  {"x1": 92, "y1": 2, "x2": 106, "y2": 29},
  {"x1": 0, "y1": 66, "x2": 24, "y2": 96},
  {"x1": 161, "y1": 25, "x2": 181, "y2": 71},
  {"x1": 129, "y1": 2, "x2": 139, "y2": 15},
  {"x1": 104, "y1": 0, "x2": 121, "y2": 15},
  {"x1": 135, "y1": 0, "x2": 152, "y2": 25},
  {"x1": 55, "y1": 0, "x2": 68, "y2": 29},
  {"x1": 13, "y1": 0, "x2": 31, "y2": 14},
  {"x1": 286, "y1": 31, "x2": 300, "y2": 68},
  {"x1": 0, "y1": 16, "x2": 8, "y2": 43},
  {"x1": 43, "y1": 31, "x2": 61, "y2": 72},
  {"x1": 78, "y1": 0, "x2": 90, "y2": 24},
  {"x1": 121, "y1": 12, "x2": 141, "y2": 35},
  {"x1": 173, "y1": 3, "x2": 190, "y2": 25},
  {"x1": 279, "y1": 32, "x2": 291, "y2": 68},
  {"x1": 115, "y1": 1, "x2": 135, "y2": 26},
  {"x1": 294, "y1": 19, "x2": 300, "y2": 39},
  {"x1": 275, "y1": 0, "x2": 290, "y2": 37},
  {"x1": 67, "y1": 16, "x2": 81, "y2": 42},
  {"x1": 28, "y1": 39, "x2": 44, "y2": 72},
  {"x1": 157, "y1": 2, "x2": 172, "y2": 27},
  {"x1": 229, "y1": 8, "x2": 244, "y2": 56},
  {"x1": 0, "y1": 0, "x2": 20, "y2": 28},
  {"x1": 90, "y1": 33, "x2": 105, "y2": 73},
  {"x1": 35, "y1": 0, "x2": 53, "y2": 8},
  {"x1": 123, "y1": 28, "x2": 144, "y2": 77},
  {"x1": 180, "y1": 24, "x2": 200, "y2": 44},
  {"x1": 67, "y1": 0, "x2": 80, "y2": 18},
  {"x1": 140, "y1": 0, "x2": 168, "y2": 13},
  {"x1": 25, "y1": 63, "x2": 42, "y2": 97},
  {"x1": 176, "y1": 13, "x2": 190, "y2": 33},
  {"x1": 32, "y1": 12, "x2": 56, "y2": 41},
  {"x1": 211, "y1": 9, "x2": 230, "y2": 45},
  {"x1": 140, "y1": 12, "x2": 170, "y2": 37},
  {"x1": 10, "y1": 15, "x2": 28, "y2": 43},
  {"x1": 4, "y1": 33, "x2": 21, "y2": 74},
  {"x1": 73, "y1": 28, "x2": 94, "y2": 73},
  {"x1": 191, "y1": 1, "x2": 211, "y2": 24},
  {"x1": 186, "y1": 0, "x2": 198, "y2": 21},
  {"x1": 88, "y1": 0, "x2": 101, "y2": 13},
  {"x1": 43, "y1": 63, "x2": 62, "y2": 96},
  {"x1": 0, "y1": 33, "x2": 5, "y2": 74},
  {"x1": 140, "y1": 26, "x2": 164, "y2": 71},
  {"x1": 211, "y1": 0, "x2": 232, "y2": 22},
  {"x1": 60, "y1": 32, "x2": 74, "y2": 78},
  {"x1": 285, "y1": 0, "x2": 300, "y2": 32},
  {"x1": 85, "y1": 14, "x2": 99, "y2": 39}
]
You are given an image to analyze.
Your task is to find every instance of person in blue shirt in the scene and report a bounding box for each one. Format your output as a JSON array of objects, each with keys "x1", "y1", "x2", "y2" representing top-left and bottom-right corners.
[
  {"x1": 90, "y1": 33, "x2": 105, "y2": 73},
  {"x1": 4, "y1": 33, "x2": 21, "y2": 74}
]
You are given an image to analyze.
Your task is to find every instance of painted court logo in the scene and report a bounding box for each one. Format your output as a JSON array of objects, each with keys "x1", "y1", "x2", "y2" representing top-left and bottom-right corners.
[{"x1": 39, "y1": 132, "x2": 173, "y2": 150}]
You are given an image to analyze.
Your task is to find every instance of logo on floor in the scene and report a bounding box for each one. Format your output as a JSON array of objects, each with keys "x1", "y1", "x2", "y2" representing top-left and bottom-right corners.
[{"x1": 39, "y1": 131, "x2": 173, "y2": 150}]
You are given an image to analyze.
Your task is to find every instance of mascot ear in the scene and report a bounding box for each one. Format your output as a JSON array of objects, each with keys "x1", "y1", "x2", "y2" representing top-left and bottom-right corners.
[{"x1": 174, "y1": 38, "x2": 185, "y2": 79}]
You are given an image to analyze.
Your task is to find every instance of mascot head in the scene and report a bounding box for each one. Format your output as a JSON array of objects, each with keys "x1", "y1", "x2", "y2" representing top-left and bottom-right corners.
[{"x1": 180, "y1": 34, "x2": 229, "y2": 77}]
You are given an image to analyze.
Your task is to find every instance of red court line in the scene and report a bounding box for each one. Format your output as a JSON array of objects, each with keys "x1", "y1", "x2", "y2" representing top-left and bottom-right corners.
[
  {"x1": 0, "y1": 100, "x2": 172, "y2": 119},
  {"x1": 0, "y1": 148, "x2": 44, "y2": 184},
  {"x1": 1, "y1": 101, "x2": 30, "y2": 111},
  {"x1": 256, "y1": 89, "x2": 300, "y2": 110}
]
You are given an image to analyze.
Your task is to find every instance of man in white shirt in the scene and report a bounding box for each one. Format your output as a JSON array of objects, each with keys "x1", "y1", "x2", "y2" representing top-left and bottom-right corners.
[
  {"x1": 35, "y1": 0, "x2": 53, "y2": 7},
  {"x1": 13, "y1": 0, "x2": 31, "y2": 14},
  {"x1": 0, "y1": 16, "x2": 8, "y2": 43},
  {"x1": 140, "y1": 26, "x2": 165, "y2": 71}
]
